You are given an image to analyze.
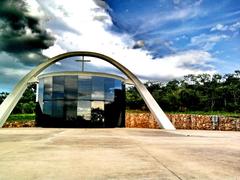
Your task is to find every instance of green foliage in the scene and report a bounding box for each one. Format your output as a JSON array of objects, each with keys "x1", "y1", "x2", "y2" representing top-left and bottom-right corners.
[
  {"x1": 167, "y1": 111, "x2": 239, "y2": 118},
  {"x1": 0, "y1": 92, "x2": 9, "y2": 104},
  {"x1": 126, "y1": 109, "x2": 239, "y2": 117},
  {"x1": 13, "y1": 84, "x2": 36, "y2": 114},
  {"x1": 126, "y1": 70, "x2": 240, "y2": 113},
  {"x1": 0, "y1": 84, "x2": 36, "y2": 114},
  {"x1": 126, "y1": 86, "x2": 145, "y2": 110},
  {"x1": 7, "y1": 114, "x2": 35, "y2": 122}
]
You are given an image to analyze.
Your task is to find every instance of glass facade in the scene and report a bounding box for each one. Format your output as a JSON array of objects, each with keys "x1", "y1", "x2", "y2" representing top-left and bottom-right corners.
[{"x1": 36, "y1": 73, "x2": 125, "y2": 128}]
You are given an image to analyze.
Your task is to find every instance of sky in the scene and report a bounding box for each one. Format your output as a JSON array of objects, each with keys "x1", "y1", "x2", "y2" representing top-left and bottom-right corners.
[{"x1": 0, "y1": 0, "x2": 239, "y2": 92}]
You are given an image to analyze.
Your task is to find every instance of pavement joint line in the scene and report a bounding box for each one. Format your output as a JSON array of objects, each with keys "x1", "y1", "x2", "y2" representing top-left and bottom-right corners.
[
  {"x1": 43, "y1": 130, "x2": 65, "y2": 143},
  {"x1": 135, "y1": 141, "x2": 183, "y2": 180},
  {"x1": 117, "y1": 130, "x2": 183, "y2": 180}
]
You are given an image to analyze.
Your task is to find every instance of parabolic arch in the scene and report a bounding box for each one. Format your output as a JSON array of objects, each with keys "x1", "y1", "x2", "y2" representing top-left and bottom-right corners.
[{"x1": 0, "y1": 51, "x2": 175, "y2": 130}]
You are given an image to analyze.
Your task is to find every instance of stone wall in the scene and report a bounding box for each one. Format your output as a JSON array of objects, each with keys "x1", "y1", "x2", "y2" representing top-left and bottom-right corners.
[
  {"x1": 3, "y1": 114, "x2": 240, "y2": 131},
  {"x1": 3, "y1": 121, "x2": 35, "y2": 128},
  {"x1": 126, "y1": 112, "x2": 240, "y2": 131}
]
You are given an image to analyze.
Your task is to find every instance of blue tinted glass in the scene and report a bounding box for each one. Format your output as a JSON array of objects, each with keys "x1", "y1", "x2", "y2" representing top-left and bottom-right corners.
[
  {"x1": 37, "y1": 74, "x2": 125, "y2": 127},
  {"x1": 64, "y1": 76, "x2": 78, "y2": 100},
  {"x1": 65, "y1": 101, "x2": 77, "y2": 121},
  {"x1": 53, "y1": 76, "x2": 64, "y2": 100},
  {"x1": 43, "y1": 101, "x2": 52, "y2": 116},
  {"x1": 92, "y1": 77, "x2": 104, "y2": 100},
  {"x1": 104, "y1": 78, "x2": 114, "y2": 101},
  {"x1": 43, "y1": 77, "x2": 52, "y2": 100},
  {"x1": 114, "y1": 80, "x2": 122, "y2": 90},
  {"x1": 52, "y1": 100, "x2": 64, "y2": 118},
  {"x1": 78, "y1": 76, "x2": 92, "y2": 100},
  {"x1": 38, "y1": 79, "x2": 44, "y2": 110}
]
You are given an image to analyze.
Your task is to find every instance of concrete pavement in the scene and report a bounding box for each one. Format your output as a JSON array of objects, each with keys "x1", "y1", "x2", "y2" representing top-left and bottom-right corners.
[{"x1": 0, "y1": 128, "x2": 239, "y2": 179}]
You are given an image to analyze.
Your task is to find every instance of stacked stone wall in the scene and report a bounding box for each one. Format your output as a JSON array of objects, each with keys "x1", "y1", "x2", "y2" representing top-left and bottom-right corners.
[
  {"x1": 3, "y1": 114, "x2": 240, "y2": 131},
  {"x1": 126, "y1": 112, "x2": 240, "y2": 131},
  {"x1": 3, "y1": 121, "x2": 35, "y2": 128}
]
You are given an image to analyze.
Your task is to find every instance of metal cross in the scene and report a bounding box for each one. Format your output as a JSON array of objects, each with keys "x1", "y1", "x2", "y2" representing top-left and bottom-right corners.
[{"x1": 75, "y1": 56, "x2": 91, "y2": 72}]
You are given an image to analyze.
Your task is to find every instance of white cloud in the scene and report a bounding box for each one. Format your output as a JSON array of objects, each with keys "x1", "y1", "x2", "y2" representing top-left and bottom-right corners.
[
  {"x1": 190, "y1": 34, "x2": 229, "y2": 50},
  {"x1": 133, "y1": 6, "x2": 202, "y2": 37},
  {"x1": 173, "y1": 0, "x2": 181, "y2": 5},
  {"x1": 26, "y1": 0, "x2": 45, "y2": 17},
  {"x1": 36, "y1": 0, "x2": 215, "y2": 81},
  {"x1": 165, "y1": 8, "x2": 200, "y2": 21},
  {"x1": 210, "y1": 24, "x2": 228, "y2": 31},
  {"x1": 229, "y1": 22, "x2": 240, "y2": 31},
  {"x1": 211, "y1": 22, "x2": 240, "y2": 32}
]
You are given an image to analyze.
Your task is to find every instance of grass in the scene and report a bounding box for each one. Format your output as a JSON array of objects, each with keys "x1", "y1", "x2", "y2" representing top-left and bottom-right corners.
[
  {"x1": 167, "y1": 111, "x2": 240, "y2": 117},
  {"x1": 6, "y1": 110, "x2": 240, "y2": 123},
  {"x1": 126, "y1": 109, "x2": 150, "y2": 113},
  {"x1": 126, "y1": 109, "x2": 240, "y2": 117},
  {"x1": 7, "y1": 114, "x2": 35, "y2": 122}
]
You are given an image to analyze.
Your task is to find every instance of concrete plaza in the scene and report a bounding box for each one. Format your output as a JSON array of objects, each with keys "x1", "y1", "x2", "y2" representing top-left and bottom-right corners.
[{"x1": 0, "y1": 128, "x2": 239, "y2": 179}]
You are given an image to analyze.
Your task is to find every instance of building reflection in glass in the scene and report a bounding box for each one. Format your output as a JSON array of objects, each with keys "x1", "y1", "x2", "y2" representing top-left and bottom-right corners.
[
  {"x1": 36, "y1": 72, "x2": 125, "y2": 128},
  {"x1": 77, "y1": 101, "x2": 91, "y2": 120}
]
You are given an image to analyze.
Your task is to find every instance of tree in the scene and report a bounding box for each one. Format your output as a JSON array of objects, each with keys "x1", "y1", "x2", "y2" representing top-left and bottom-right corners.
[
  {"x1": 11, "y1": 84, "x2": 36, "y2": 114},
  {"x1": 0, "y1": 92, "x2": 9, "y2": 104},
  {"x1": 126, "y1": 69, "x2": 240, "y2": 113},
  {"x1": 125, "y1": 86, "x2": 145, "y2": 110}
]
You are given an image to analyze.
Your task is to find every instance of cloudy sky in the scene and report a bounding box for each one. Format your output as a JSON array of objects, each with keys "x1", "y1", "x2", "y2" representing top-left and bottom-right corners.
[{"x1": 0, "y1": 0, "x2": 239, "y2": 92}]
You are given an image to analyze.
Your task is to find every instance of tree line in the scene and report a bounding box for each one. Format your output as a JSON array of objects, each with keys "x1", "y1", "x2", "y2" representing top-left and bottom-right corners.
[
  {"x1": 126, "y1": 70, "x2": 240, "y2": 112},
  {"x1": 0, "y1": 84, "x2": 36, "y2": 114},
  {"x1": 0, "y1": 70, "x2": 239, "y2": 114}
]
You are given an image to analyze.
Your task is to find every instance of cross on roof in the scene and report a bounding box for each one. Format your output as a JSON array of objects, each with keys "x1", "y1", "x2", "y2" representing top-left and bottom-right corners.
[{"x1": 75, "y1": 56, "x2": 91, "y2": 72}]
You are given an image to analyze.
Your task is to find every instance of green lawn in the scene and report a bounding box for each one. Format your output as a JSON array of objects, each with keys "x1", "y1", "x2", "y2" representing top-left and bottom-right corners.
[
  {"x1": 6, "y1": 111, "x2": 240, "y2": 122},
  {"x1": 7, "y1": 114, "x2": 35, "y2": 122},
  {"x1": 126, "y1": 110, "x2": 240, "y2": 117},
  {"x1": 166, "y1": 111, "x2": 240, "y2": 117}
]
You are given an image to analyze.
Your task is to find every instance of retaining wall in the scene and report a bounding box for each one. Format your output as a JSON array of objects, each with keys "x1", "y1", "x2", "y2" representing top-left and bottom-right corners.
[
  {"x1": 126, "y1": 112, "x2": 240, "y2": 131},
  {"x1": 3, "y1": 113, "x2": 240, "y2": 131},
  {"x1": 3, "y1": 121, "x2": 35, "y2": 128}
]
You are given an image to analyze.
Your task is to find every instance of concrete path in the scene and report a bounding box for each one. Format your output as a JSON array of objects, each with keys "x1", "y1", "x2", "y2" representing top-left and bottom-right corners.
[{"x1": 0, "y1": 128, "x2": 239, "y2": 179}]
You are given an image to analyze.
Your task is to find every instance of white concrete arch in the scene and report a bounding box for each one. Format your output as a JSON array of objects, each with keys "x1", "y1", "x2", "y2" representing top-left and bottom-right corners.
[{"x1": 0, "y1": 51, "x2": 175, "y2": 130}]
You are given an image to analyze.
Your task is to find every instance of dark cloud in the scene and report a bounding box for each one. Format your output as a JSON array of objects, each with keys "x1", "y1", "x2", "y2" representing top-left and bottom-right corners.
[
  {"x1": 144, "y1": 39, "x2": 176, "y2": 58},
  {"x1": 0, "y1": 52, "x2": 32, "y2": 91},
  {"x1": 47, "y1": 19, "x2": 80, "y2": 35},
  {"x1": 93, "y1": 15, "x2": 109, "y2": 23},
  {"x1": 93, "y1": 0, "x2": 110, "y2": 11},
  {"x1": 15, "y1": 52, "x2": 50, "y2": 66},
  {"x1": 0, "y1": 70, "x2": 20, "y2": 92},
  {"x1": 132, "y1": 40, "x2": 145, "y2": 49},
  {"x1": 178, "y1": 63, "x2": 212, "y2": 71},
  {"x1": 0, "y1": 0, "x2": 55, "y2": 65}
]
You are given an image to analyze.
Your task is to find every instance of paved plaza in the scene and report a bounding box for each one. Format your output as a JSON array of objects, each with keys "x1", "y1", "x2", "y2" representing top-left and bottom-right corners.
[{"x1": 0, "y1": 128, "x2": 239, "y2": 179}]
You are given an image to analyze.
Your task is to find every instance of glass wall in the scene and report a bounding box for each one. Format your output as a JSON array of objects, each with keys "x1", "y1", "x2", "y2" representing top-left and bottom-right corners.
[
  {"x1": 92, "y1": 77, "x2": 104, "y2": 100},
  {"x1": 43, "y1": 77, "x2": 52, "y2": 101},
  {"x1": 104, "y1": 78, "x2": 115, "y2": 101},
  {"x1": 52, "y1": 100, "x2": 64, "y2": 118},
  {"x1": 38, "y1": 79, "x2": 44, "y2": 111},
  {"x1": 78, "y1": 76, "x2": 92, "y2": 100},
  {"x1": 77, "y1": 100, "x2": 91, "y2": 120},
  {"x1": 36, "y1": 74, "x2": 125, "y2": 127},
  {"x1": 52, "y1": 76, "x2": 64, "y2": 100},
  {"x1": 64, "y1": 76, "x2": 78, "y2": 100},
  {"x1": 65, "y1": 101, "x2": 77, "y2": 121}
]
